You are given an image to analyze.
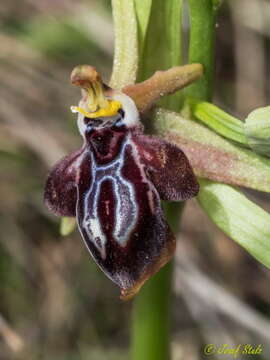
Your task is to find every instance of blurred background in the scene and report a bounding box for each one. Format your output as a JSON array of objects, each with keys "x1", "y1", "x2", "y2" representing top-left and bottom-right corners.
[{"x1": 1, "y1": 0, "x2": 270, "y2": 359}]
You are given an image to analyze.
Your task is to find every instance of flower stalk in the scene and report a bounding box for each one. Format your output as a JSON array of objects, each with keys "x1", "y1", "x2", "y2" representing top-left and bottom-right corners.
[
  {"x1": 130, "y1": 1, "x2": 185, "y2": 358},
  {"x1": 131, "y1": 257, "x2": 173, "y2": 360},
  {"x1": 131, "y1": 203, "x2": 182, "y2": 360},
  {"x1": 132, "y1": 1, "x2": 217, "y2": 357},
  {"x1": 90, "y1": 0, "x2": 270, "y2": 356}
]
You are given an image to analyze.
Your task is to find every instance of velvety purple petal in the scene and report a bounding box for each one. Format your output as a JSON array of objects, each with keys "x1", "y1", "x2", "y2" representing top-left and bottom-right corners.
[
  {"x1": 133, "y1": 134, "x2": 199, "y2": 201},
  {"x1": 44, "y1": 147, "x2": 85, "y2": 216}
]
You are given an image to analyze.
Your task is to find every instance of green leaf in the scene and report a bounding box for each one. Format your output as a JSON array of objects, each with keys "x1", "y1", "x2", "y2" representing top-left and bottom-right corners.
[
  {"x1": 191, "y1": 100, "x2": 249, "y2": 146},
  {"x1": 149, "y1": 108, "x2": 270, "y2": 193},
  {"x1": 186, "y1": 0, "x2": 216, "y2": 100},
  {"x1": 137, "y1": 0, "x2": 183, "y2": 111},
  {"x1": 245, "y1": 106, "x2": 270, "y2": 157},
  {"x1": 197, "y1": 180, "x2": 270, "y2": 269},
  {"x1": 60, "y1": 217, "x2": 76, "y2": 236},
  {"x1": 134, "y1": 0, "x2": 153, "y2": 54},
  {"x1": 110, "y1": 0, "x2": 139, "y2": 89}
]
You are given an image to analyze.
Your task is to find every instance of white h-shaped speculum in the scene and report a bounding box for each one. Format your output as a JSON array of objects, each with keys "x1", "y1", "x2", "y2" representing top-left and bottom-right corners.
[{"x1": 82, "y1": 139, "x2": 138, "y2": 259}]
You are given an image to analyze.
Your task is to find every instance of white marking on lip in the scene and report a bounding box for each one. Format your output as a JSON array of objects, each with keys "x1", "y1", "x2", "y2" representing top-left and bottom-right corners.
[
  {"x1": 80, "y1": 136, "x2": 138, "y2": 258},
  {"x1": 130, "y1": 139, "x2": 156, "y2": 214},
  {"x1": 79, "y1": 133, "x2": 159, "y2": 260}
]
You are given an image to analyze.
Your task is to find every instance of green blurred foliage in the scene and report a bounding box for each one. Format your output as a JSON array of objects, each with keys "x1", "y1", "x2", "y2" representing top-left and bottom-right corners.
[{"x1": 23, "y1": 20, "x2": 104, "y2": 63}]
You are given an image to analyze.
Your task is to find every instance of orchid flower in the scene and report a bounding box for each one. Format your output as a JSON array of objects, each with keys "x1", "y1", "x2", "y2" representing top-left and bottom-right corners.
[{"x1": 44, "y1": 64, "x2": 202, "y2": 299}]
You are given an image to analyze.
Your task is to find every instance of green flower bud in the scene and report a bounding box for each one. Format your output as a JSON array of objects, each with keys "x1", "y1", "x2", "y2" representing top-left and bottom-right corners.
[
  {"x1": 190, "y1": 100, "x2": 248, "y2": 146},
  {"x1": 245, "y1": 106, "x2": 270, "y2": 158}
]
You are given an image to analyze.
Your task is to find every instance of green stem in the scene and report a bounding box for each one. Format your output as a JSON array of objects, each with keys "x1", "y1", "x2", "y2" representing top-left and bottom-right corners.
[
  {"x1": 131, "y1": 203, "x2": 183, "y2": 360},
  {"x1": 137, "y1": 0, "x2": 183, "y2": 110},
  {"x1": 131, "y1": 1, "x2": 184, "y2": 358},
  {"x1": 130, "y1": 1, "x2": 218, "y2": 358},
  {"x1": 186, "y1": 0, "x2": 216, "y2": 101},
  {"x1": 131, "y1": 262, "x2": 173, "y2": 360}
]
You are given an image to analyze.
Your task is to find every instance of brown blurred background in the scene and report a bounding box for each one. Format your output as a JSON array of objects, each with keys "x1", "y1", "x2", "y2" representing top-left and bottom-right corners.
[{"x1": 0, "y1": 0, "x2": 270, "y2": 359}]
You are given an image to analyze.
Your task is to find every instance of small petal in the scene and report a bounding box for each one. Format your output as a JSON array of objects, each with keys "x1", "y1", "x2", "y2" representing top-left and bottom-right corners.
[
  {"x1": 133, "y1": 133, "x2": 199, "y2": 201},
  {"x1": 44, "y1": 148, "x2": 85, "y2": 216}
]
